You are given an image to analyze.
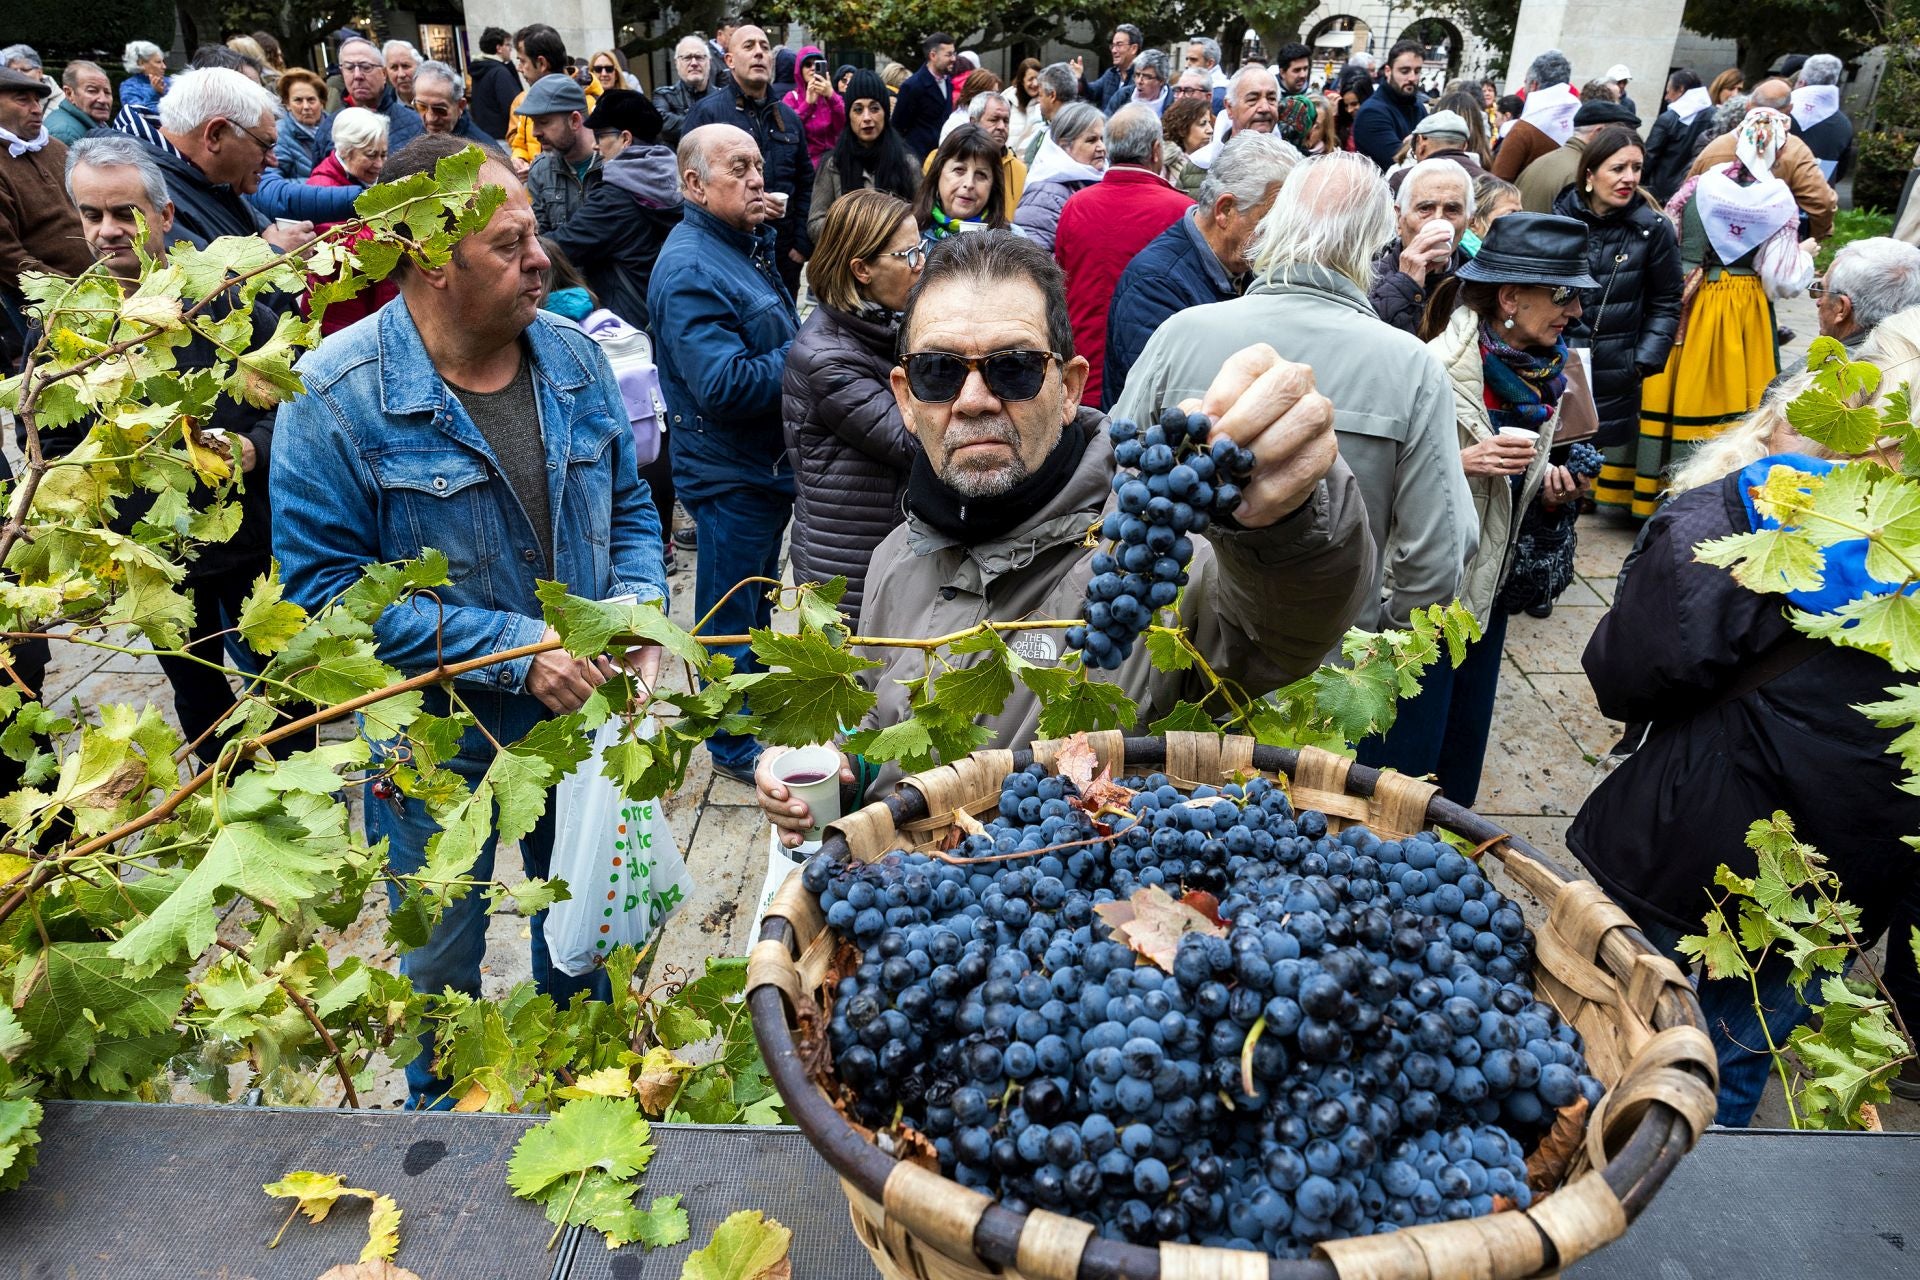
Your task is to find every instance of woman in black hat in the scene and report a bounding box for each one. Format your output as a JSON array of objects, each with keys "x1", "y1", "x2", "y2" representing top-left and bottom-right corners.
[
  {"x1": 1365, "y1": 214, "x2": 1594, "y2": 806},
  {"x1": 809, "y1": 69, "x2": 919, "y2": 244}
]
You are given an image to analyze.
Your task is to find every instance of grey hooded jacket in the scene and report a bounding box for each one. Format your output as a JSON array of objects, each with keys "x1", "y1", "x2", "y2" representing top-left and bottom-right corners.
[
  {"x1": 854, "y1": 412, "x2": 1376, "y2": 798},
  {"x1": 1115, "y1": 262, "x2": 1476, "y2": 631},
  {"x1": 545, "y1": 145, "x2": 683, "y2": 329}
]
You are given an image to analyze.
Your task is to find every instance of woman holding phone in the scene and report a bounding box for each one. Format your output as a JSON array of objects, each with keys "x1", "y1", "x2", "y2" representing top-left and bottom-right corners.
[{"x1": 783, "y1": 45, "x2": 846, "y2": 166}]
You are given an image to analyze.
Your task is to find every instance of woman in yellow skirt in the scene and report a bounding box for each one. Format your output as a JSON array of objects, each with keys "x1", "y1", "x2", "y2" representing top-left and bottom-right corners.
[{"x1": 1600, "y1": 108, "x2": 1812, "y2": 517}]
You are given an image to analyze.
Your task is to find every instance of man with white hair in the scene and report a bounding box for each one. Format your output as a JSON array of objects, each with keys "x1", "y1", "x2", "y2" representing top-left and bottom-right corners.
[
  {"x1": 655, "y1": 35, "x2": 720, "y2": 148},
  {"x1": 1815, "y1": 237, "x2": 1920, "y2": 349},
  {"x1": 411, "y1": 59, "x2": 491, "y2": 143},
  {"x1": 315, "y1": 34, "x2": 423, "y2": 160},
  {"x1": 927, "y1": 89, "x2": 1029, "y2": 214},
  {"x1": 0, "y1": 45, "x2": 63, "y2": 111},
  {"x1": 1118, "y1": 151, "x2": 1473, "y2": 632},
  {"x1": 1792, "y1": 54, "x2": 1854, "y2": 183},
  {"x1": 1019, "y1": 62, "x2": 1080, "y2": 164},
  {"x1": 1491, "y1": 48, "x2": 1577, "y2": 181},
  {"x1": 1371, "y1": 158, "x2": 1475, "y2": 333},
  {"x1": 383, "y1": 40, "x2": 421, "y2": 106},
  {"x1": 1196, "y1": 65, "x2": 1280, "y2": 167},
  {"x1": 647, "y1": 123, "x2": 798, "y2": 784},
  {"x1": 1054, "y1": 104, "x2": 1195, "y2": 408},
  {"x1": 1105, "y1": 132, "x2": 1300, "y2": 406},
  {"x1": 145, "y1": 66, "x2": 306, "y2": 246}
]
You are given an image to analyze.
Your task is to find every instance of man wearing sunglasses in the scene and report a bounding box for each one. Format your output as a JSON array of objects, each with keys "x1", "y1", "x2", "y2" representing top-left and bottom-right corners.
[
  {"x1": 754, "y1": 231, "x2": 1374, "y2": 842},
  {"x1": 412, "y1": 61, "x2": 494, "y2": 145}
]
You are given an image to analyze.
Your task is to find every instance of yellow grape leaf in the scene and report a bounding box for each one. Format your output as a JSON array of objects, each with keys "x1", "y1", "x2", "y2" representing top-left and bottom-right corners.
[
  {"x1": 182, "y1": 423, "x2": 233, "y2": 484},
  {"x1": 450, "y1": 1082, "x2": 491, "y2": 1113},
  {"x1": 263, "y1": 1171, "x2": 401, "y2": 1262},
  {"x1": 1692, "y1": 528, "x2": 1826, "y2": 595},
  {"x1": 680, "y1": 1210, "x2": 792, "y2": 1280},
  {"x1": 558, "y1": 1065, "x2": 636, "y2": 1100}
]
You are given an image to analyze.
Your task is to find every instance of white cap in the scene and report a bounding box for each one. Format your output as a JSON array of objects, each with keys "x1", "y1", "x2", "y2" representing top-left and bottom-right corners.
[{"x1": 1606, "y1": 63, "x2": 1632, "y2": 82}]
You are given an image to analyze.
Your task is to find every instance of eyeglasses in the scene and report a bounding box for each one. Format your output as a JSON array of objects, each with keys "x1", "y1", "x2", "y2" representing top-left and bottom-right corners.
[
  {"x1": 1173, "y1": 85, "x2": 1211, "y2": 98},
  {"x1": 339, "y1": 61, "x2": 381, "y2": 74},
  {"x1": 591, "y1": 63, "x2": 618, "y2": 75},
  {"x1": 882, "y1": 243, "x2": 928, "y2": 270},
  {"x1": 417, "y1": 100, "x2": 456, "y2": 118},
  {"x1": 227, "y1": 119, "x2": 277, "y2": 153},
  {"x1": 1547, "y1": 285, "x2": 1577, "y2": 305},
  {"x1": 901, "y1": 349, "x2": 1060, "y2": 403},
  {"x1": 1809, "y1": 280, "x2": 1836, "y2": 300}
]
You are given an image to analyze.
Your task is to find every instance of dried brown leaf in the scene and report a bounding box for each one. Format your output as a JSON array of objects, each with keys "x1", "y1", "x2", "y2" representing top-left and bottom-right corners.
[
  {"x1": 1054, "y1": 732, "x2": 1098, "y2": 792},
  {"x1": 315, "y1": 1264, "x2": 422, "y2": 1280},
  {"x1": 1524, "y1": 1096, "x2": 1591, "y2": 1193},
  {"x1": 1093, "y1": 885, "x2": 1227, "y2": 972}
]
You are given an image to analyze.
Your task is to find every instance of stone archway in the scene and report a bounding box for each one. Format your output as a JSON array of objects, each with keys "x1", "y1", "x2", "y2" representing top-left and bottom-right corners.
[
  {"x1": 1306, "y1": 14, "x2": 1371, "y2": 89},
  {"x1": 1399, "y1": 16, "x2": 1465, "y2": 78}
]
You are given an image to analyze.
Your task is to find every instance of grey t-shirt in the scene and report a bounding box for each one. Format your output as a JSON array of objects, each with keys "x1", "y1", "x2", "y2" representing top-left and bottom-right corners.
[{"x1": 448, "y1": 351, "x2": 553, "y2": 575}]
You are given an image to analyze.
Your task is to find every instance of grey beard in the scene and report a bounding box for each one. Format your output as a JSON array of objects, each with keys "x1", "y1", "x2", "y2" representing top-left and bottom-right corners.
[{"x1": 941, "y1": 453, "x2": 1033, "y2": 499}]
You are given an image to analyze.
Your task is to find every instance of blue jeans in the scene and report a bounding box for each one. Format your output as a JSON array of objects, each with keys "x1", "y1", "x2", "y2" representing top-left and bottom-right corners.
[
  {"x1": 682, "y1": 482, "x2": 794, "y2": 772},
  {"x1": 370, "y1": 768, "x2": 609, "y2": 1108},
  {"x1": 1357, "y1": 608, "x2": 1508, "y2": 809},
  {"x1": 1639, "y1": 921, "x2": 1815, "y2": 1126}
]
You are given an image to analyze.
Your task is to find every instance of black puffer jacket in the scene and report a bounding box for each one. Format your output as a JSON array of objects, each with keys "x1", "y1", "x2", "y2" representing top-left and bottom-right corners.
[
  {"x1": 781, "y1": 303, "x2": 918, "y2": 616},
  {"x1": 1568, "y1": 471, "x2": 1920, "y2": 937},
  {"x1": 1552, "y1": 186, "x2": 1684, "y2": 447}
]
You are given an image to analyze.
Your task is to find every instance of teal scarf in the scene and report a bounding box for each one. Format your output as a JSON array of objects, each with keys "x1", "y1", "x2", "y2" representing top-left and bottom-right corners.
[{"x1": 1478, "y1": 322, "x2": 1568, "y2": 432}]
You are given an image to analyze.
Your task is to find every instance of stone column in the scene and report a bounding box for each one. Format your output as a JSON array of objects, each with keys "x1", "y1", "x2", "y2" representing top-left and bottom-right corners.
[
  {"x1": 459, "y1": 0, "x2": 616, "y2": 67},
  {"x1": 1506, "y1": 0, "x2": 1688, "y2": 128}
]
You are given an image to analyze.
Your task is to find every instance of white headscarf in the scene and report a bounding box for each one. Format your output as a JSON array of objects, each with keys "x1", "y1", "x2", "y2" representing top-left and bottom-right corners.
[
  {"x1": 1668, "y1": 85, "x2": 1713, "y2": 125},
  {"x1": 1734, "y1": 107, "x2": 1791, "y2": 180},
  {"x1": 1789, "y1": 84, "x2": 1840, "y2": 132},
  {"x1": 1518, "y1": 82, "x2": 1580, "y2": 146}
]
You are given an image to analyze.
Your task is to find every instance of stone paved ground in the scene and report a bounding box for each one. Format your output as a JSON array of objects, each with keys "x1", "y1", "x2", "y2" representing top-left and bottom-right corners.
[{"x1": 24, "y1": 292, "x2": 1916, "y2": 1124}]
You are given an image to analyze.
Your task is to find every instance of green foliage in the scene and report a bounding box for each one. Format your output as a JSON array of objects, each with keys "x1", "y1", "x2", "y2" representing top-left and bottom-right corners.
[
  {"x1": 1681, "y1": 0, "x2": 1879, "y2": 80},
  {"x1": 1679, "y1": 813, "x2": 1914, "y2": 1129},
  {"x1": 680, "y1": 1209, "x2": 792, "y2": 1280},
  {"x1": 1815, "y1": 207, "x2": 1897, "y2": 274}
]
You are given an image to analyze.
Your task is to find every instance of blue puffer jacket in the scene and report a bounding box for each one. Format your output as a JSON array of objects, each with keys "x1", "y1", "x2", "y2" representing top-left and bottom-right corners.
[
  {"x1": 680, "y1": 88, "x2": 815, "y2": 259},
  {"x1": 1104, "y1": 210, "x2": 1239, "y2": 410},
  {"x1": 647, "y1": 202, "x2": 799, "y2": 499},
  {"x1": 248, "y1": 169, "x2": 362, "y2": 223}
]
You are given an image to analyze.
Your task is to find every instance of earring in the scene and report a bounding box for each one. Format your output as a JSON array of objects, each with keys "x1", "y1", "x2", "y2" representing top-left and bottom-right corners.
[
  {"x1": 1583, "y1": 180, "x2": 1593, "y2": 193},
  {"x1": 1503, "y1": 317, "x2": 1515, "y2": 329}
]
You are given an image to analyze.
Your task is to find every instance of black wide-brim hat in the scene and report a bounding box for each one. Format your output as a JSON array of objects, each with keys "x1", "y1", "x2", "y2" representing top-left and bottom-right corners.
[{"x1": 1456, "y1": 213, "x2": 1599, "y2": 290}]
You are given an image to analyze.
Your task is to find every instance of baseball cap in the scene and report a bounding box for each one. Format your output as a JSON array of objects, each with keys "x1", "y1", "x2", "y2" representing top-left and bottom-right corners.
[{"x1": 517, "y1": 73, "x2": 587, "y2": 117}]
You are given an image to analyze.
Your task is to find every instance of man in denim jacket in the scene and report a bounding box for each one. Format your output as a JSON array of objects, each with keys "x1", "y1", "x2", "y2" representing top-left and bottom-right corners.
[
  {"x1": 272, "y1": 135, "x2": 667, "y2": 1107},
  {"x1": 648, "y1": 123, "x2": 796, "y2": 784}
]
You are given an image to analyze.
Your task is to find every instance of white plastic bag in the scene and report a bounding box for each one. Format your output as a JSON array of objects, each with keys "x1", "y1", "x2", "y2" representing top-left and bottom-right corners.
[
  {"x1": 544, "y1": 717, "x2": 694, "y2": 976},
  {"x1": 750, "y1": 826, "x2": 808, "y2": 943}
]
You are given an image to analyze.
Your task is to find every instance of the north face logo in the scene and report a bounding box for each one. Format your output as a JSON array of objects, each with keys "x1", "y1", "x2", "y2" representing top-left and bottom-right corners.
[{"x1": 1007, "y1": 631, "x2": 1059, "y2": 664}]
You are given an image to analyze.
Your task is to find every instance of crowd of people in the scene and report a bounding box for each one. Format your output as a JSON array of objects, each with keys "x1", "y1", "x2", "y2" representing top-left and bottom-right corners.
[{"x1": 1, "y1": 25, "x2": 1916, "y2": 1113}]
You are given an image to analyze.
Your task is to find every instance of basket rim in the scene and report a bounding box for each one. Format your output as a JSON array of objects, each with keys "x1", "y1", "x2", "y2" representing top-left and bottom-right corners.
[{"x1": 748, "y1": 735, "x2": 1711, "y2": 1280}]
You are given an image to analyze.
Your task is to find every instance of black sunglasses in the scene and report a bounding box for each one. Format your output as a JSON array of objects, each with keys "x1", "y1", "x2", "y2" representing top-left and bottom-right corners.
[{"x1": 901, "y1": 349, "x2": 1060, "y2": 402}]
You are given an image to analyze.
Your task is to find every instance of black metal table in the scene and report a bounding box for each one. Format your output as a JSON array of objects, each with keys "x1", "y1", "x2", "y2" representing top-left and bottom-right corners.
[{"x1": 3, "y1": 1101, "x2": 1915, "y2": 1278}]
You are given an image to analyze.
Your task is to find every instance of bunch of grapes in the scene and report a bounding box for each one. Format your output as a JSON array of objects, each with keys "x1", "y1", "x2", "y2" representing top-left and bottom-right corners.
[
  {"x1": 802, "y1": 767, "x2": 1602, "y2": 1257},
  {"x1": 1066, "y1": 410, "x2": 1256, "y2": 670},
  {"x1": 1565, "y1": 442, "x2": 1604, "y2": 481}
]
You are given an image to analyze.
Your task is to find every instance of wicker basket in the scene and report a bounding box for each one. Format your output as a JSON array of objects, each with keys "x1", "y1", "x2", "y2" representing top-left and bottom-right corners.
[{"x1": 747, "y1": 732, "x2": 1719, "y2": 1280}]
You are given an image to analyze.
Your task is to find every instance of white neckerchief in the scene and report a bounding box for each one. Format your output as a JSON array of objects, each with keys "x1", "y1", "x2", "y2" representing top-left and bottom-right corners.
[
  {"x1": 1790, "y1": 85, "x2": 1840, "y2": 132},
  {"x1": 1519, "y1": 82, "x2": 1580, "y2": 146},
  {"x1": 0, "y1": 124, "x2": 49, "y2": 158},
  {"x1": 1668, "y1": 86, "x2": 1712, "y2": 125},
  {"x1": 1695, "y1": 167, "x2": 1799, "y2": 266}
]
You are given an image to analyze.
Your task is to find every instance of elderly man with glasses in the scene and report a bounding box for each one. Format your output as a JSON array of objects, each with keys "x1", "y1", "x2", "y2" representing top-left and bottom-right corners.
[
  {"x1": 138, "y1": 65, "x2": 309, "y2": 248},
  {"x1": 752, "y1": 229, "x2": 1372, "y2": 836},
  {"x1": 654, "y1": 34, "x2": 721, "y2": 148},
  {"x1": 314, "y1": 34, "x2": 423, "y2": 160},
  {"x1": 412, "y1": 59, "x2": 493, "y2": 143}
]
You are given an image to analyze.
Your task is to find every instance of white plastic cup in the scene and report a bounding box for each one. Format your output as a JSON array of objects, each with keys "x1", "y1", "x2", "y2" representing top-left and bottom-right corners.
[
  {"x1": 1496, "y1": 426, "x2": 1540, "y2": 442},
  {"x1": 769, "y1": 745, "x2": 842, "y2": 850},
  {"x1": 762, "y1": 190, "x2": 790, "y2": 218},
  {"x1": 1421, "y1": 216, "x2": 1455, "y2": 249}
]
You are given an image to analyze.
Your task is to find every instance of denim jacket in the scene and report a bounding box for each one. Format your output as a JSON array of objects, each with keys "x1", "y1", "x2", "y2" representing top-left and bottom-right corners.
[
  {"x1": 647, "y1": 202, "x2": 798, "y2": 498},
  {"x1": 271, "y1": 298, "x2": 667, "y2": 742}
]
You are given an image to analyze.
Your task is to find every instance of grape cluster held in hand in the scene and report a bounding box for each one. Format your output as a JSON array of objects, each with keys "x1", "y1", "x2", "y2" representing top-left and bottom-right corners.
[
  {"x1": 1067, "y1": 409, "x2": 1256, "y2": 670},
  {"x1": 801, "y1": 765, "x2": 1602, "y2": 1256}
]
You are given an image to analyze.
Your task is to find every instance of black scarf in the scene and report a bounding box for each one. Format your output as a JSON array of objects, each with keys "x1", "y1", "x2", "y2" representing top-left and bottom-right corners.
[{"x1": 907, "y1": 421, "x2": 1089, "y2": 543}]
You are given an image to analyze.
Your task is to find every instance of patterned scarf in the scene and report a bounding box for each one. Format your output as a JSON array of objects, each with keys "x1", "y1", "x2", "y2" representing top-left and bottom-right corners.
[
  {"x1": 1478, "y1": 322, "x2": 1567, "y2": 431},
  {"x1": 925, "y1": 205, "x2": 984, "y2": 240}
]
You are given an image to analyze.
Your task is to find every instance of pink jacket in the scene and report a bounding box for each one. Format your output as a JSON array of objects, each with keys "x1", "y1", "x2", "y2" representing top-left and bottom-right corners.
[{"x1": 782, "y1": 86, "x2": 846, "y2": 167}]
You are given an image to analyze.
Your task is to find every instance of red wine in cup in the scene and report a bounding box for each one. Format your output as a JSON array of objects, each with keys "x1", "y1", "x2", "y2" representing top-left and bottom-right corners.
[{"x1": 782, "y1": 770, "x2": 832, "y2": 785}]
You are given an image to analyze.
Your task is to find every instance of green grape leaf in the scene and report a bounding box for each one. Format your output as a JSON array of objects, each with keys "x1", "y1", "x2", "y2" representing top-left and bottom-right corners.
[
  {"x1": 0, "y1": 1005, "x2": 30, "y2": 1061},
  {"x1": 791, "y1": 575, "x2": 851, "y2": 636},
  {"x1": 1677, "y1": 916, "x2": 1746, "y2": 981},
  {"x1": 257, "y1": 738, "x2": 372, "y2": 797},
  {"x1": 844, "y1": 717, "x2": 936, "y2": 772},
  {"x1": 236, "y1": 565, "x2": 309, "y2": 655},
  {"x1": 1804, "y1": 334, "x2": 1848, "y2": 371},
  {"x1": 1303, "y1": 657, "x2": 1401, "y2": 743},
  {"x1": 338, "y1": 551, "x2": 452, "y2": 624},
  {"x1": 1792, "y1": 592, "x2": 1920, "y2": 672},
  {"x1": 681, "y1": 1209, "x2": 792, "y2": 1280},
  {"x1": 1693, "y1": 528, "x2": 1828, "y2": 595},
  {"x1": 929, "y1": 645, "x2": 1013, "y2": 720},
  {"x1": 1859, "y1": 477, "x2": 1920, "y2": 585},
  {"x1": 536, "y1": 581, "x2": 706, "y2": 667},
  {"x1": 0, "y1": 1098, "x2": 43, "y2": 1192},
  {"x1": 745, "y1": 628, "x2": 881, "y2": 746},
  {"x1": 1148, "y1": 700, "x2": 1221, "y2": 736},
  {"x1": 505, "y1": 877, "x2": 570, "y2": 915},
  {"x1": 1143, "y1": 627, "x2": 1195, "y2": 672},
  {"x1": 506, "y1": 1095, "x2": 655, "y2": 1200},
  {"x1": 280, "y1": 632, "x2": 422, "y2": 739},
  {"x1": 406, "y1": 712, "x2": 471, "y2": 772},
  {"x1": 654, "y1": 1003, "x2": 715, "y2": 1051},
  {"x1": 599, "y1": 1193, "x2": 691, "y2": 1250},
  {"x1": 1030, "y1": 671, "x2": 1138, "y2": 740},
  {"x1": 100, "y1": 559, "x2": 193, "y2": 649},
  {"x1": 1787, "y1": 383, "x2": 1887, "y2": 455},
  {"x1": 15, "y1": 941, "x2": 187, "y2": 1076}
]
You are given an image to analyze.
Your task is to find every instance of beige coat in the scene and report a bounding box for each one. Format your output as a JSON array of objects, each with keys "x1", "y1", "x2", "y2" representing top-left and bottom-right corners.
[
  {"x1": 1431, "y1": 307, "x2": 1556, "y2": 625},
  {"x1": 854, "y1": 412, "x2": 1377, "y2": 797}
]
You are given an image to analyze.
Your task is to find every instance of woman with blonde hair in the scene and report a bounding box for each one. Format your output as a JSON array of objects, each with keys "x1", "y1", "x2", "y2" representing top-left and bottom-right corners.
[
  {"x1": 1570, "y1": 309, "x2": 1920, "y2": 1126},
  {"x1": 782, "y1": 190, "x2": 926, "y2": 616}
]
